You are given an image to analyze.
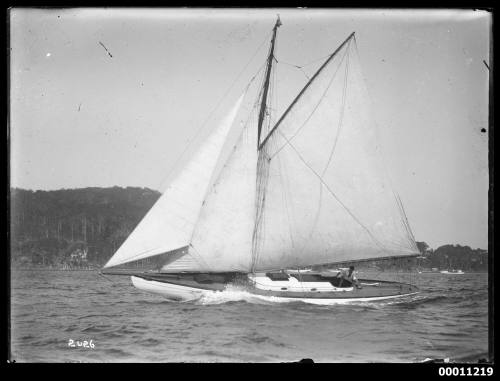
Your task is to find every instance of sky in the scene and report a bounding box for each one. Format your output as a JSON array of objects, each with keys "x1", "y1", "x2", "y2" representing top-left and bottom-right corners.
[{"x1": 9, "y1": 8, "x2": 491, "y2": 250}]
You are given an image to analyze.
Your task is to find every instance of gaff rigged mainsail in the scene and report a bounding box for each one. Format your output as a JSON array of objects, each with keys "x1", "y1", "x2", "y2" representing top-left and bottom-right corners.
[{"x1": 251, "y1": 35, "x2": 419, "y2": 271}]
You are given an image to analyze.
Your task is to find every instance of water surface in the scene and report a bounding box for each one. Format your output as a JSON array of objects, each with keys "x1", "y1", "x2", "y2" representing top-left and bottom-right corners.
[{"x1": 10, "y1": 270, "x2": 488, "y2": 362}]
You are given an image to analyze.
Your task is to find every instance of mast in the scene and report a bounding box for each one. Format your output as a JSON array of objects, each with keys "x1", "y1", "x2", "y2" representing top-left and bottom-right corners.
[{"x1": 257, "y1": 15, "x2": 282, "y2": 148}]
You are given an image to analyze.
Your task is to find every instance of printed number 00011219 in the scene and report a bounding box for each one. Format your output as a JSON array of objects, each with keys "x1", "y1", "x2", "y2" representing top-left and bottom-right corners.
[{"x1": 438, "y1": 367, "x2": 493, "y2": 376}]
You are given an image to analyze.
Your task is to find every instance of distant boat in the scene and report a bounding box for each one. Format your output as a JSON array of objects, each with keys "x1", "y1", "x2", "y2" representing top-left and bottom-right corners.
[
  {"x1": 440, "y1": 269, "x2": 465, "y2": 275},
  {"x1": 417, "y1": 268, "x2": 439, "y2": 273},
  {"x1": 102, "y1": 16, "x2": 420, "y2": 303}
]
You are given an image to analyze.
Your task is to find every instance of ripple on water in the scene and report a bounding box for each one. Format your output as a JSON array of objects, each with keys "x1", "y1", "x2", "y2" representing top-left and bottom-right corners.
[{"x1": 10, "y1": 271, "x2": 489, "y2": 362}]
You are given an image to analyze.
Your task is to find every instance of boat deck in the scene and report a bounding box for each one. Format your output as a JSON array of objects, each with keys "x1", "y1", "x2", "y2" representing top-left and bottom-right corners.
[{"x1": 133, "y1": 272, "x2": 418, "y2": 299}]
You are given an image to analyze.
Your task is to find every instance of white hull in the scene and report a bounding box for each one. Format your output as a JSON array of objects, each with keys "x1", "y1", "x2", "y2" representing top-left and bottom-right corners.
[
  {"x1": 131, "y1": 276, "x2": 419, "y2": 304},
  {"x1": 131, "y1": 275, "x2": 207, "y2": 301},
  {"x1": 440, "y1": 270, "x2": 465, "y2": 274}
]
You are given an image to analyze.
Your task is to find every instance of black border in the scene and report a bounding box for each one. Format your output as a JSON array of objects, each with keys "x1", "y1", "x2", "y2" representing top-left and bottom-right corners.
[{"x1": 3, "y1": 4, "x2": 496, "y2": 373}]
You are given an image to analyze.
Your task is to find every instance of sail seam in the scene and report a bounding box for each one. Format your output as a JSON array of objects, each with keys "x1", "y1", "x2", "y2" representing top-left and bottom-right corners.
[
  {"x1": 259, "y1": 32, "x2": 355, "y2": 151},
  {"x1": 297, "y1": 45, "x2": 351, "y2": 254},
  {"x1": 185, "y1": 88, "x2": 254, "y2": 246},
  {"x1": 188, "y1": 243, "x2": 212, "y2": 271},
  {"x1": 269, "y1": 47, "x2": 350, "y2": 160},
  {"x1": 321, "y1": 43, "x2": 351, "y2": 176},
  {"x1": 395, "y1": 192, "x2": 419, "y2": 252},
  {"x1": 277, "y1": 152, "x2": 296, "y2": 252},
  {"x1": 276, "y1": 130, "x2": 389, "y2": 254},
  {"x1": 104, "y1": 245, "x2": 189, "y2": 268}
]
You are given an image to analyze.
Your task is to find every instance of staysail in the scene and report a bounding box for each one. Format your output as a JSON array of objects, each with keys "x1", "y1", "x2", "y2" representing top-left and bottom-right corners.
[
  {"x1": 184, "y1": 111, "x2": 259, "y2": 272},
  {"x1": 103, "y1": 94, "x2": 245, "y2": 268},
  {"x1": 160, "y1": 92, "x2": 260, "y2": 272}
]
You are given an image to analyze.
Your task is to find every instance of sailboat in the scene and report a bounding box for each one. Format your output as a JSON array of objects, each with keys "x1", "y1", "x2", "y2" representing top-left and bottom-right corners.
[
  {"x1": 102, "y1": 17, "x2": 421, "y2": 303},
  {"x1": 439, "y1": 270, "x2": 464, "y2": 274},
  {"x1": 440, "y1": 256, "x2": 465, "y2": 274}
]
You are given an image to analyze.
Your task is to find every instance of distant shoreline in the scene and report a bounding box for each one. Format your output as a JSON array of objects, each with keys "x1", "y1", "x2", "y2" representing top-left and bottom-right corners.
[
  {"x1": 11, "y1": 267, "x2": 487, "y2": 274},
  {"x1": 11, "y1": 266, "x2": 99, "y2": 271}
]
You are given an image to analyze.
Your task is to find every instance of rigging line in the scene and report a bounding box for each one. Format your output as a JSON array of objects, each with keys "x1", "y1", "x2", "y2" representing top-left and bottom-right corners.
[
  {"x1": 253, "y1": 60, "x2": 269, "y2": 110},
  {"x1": 301, "y1": 53, "x2": 337, "y2": 68},
  {"x1": 321, "y1": 41, "x2": 351, "y2": 176},
  {"x1": 277, "y1": 52, "x2": 334, "y2": 69},
  {"x1": 270, "y1": 60, "x2": 278, "y2": 129},
  {"x1": 257, "y1": 20, "x2": 280, "y2": 148},
  {"x1": 269, "y1": 47, "x2": 350, "y2": 160},
  {"x1": 276, "y1": 59, "x2": 302, "y2": 68},
  {"x1": 259, "y1": 32, "x2": 355, "y2": 150},
  {"x1": 190, "y1": 106, "x2": 261, "y2": 261},
  {"x1": 251, "y1": 149, "x2": 271, "y2": 271},
  {"x1": 303, "y1": 181, "x2": 324, "y2": 249},
  {"x1": 298, "y1": 67, "x2": 310, "y2": 80},
  {"x1": 271, "y1": 33, "x2": 279, "y2": 132},
  {"x1": 263, "y1": 41, "x2": 278, "y2": 138},
  {"x1": 276, "y1": 59, "x2": 311, "y2": 81},
  {"x1": 264, "y1": 60, "x2": 275, "y2": 137},
  {"x1": 395, "y1": 192, "x2": 418, "y2": 250},
  {"x1": 98, "y1": 271, "x2": 115, "y2": 283},
  {"x1": 105, "y1": 246, "x2": 162, "y2": 266},
  {"x1": 401, "y1": 197, "x2": 416, "y2": 245},
  {"x1": 192, "y1": 106, "x2": 257, "y2": 236},
  {"x1": 193, "y1": 69, "x2": 264, "y2": 205},
  {"x1": 251, "y1": 130, "x2": 279, "y2": 271},
  {"x1": 392, "y1": 191, "x2": 411, "y2": 241},
  {"x1": 156, "y1": 30, "x2": 273, "y2": 191},
  {"x1": 275, "y1": 130, "x2": 389, "y2": 254},
  {"x1": 277, "y1": 150, "x2": 296, "y2": 251},
  {"x1": 188, "y1": 243, "x2": 212, "y2": 271},
  {"x1": 105, "y1": 245, "x2": 188, "y2": 267},
  {"x1": 396, "y1": 194, "x2": 413, "y2": 246},
  {"x1": 291, "y1": 45, "x2": 348, "y2": 255},
  {"x1": 351, "y1": 33, "x2": 416, "y2": 252},
  {"x1": 158, "y1": 62, "x2": 266, "y2": 193}
]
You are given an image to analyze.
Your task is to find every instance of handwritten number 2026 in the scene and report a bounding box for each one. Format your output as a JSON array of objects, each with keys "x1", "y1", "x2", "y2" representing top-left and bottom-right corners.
[{"x1": 68, "y1": 339, "x2": 95, "y2": 349}]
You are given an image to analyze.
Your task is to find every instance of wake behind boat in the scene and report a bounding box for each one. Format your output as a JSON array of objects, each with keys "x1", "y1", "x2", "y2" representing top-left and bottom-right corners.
[{"x1": 102, "y1": 16, "x2": 421, "y2": 303}]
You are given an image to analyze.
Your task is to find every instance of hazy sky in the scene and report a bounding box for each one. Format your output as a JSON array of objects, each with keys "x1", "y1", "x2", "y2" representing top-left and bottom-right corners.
[{"x1": 9, "y1": 8, "x2": 490, "y2": 250}]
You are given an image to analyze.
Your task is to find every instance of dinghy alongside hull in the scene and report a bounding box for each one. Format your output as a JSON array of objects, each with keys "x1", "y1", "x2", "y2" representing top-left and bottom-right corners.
[{"x1": 131, "y1": 272, "x2": 419, "y2": 303}]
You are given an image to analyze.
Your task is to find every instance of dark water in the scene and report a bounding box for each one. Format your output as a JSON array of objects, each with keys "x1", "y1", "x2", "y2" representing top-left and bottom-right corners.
[{"x1": 10, "y1": 270, "x2": 488, "y2": 362}]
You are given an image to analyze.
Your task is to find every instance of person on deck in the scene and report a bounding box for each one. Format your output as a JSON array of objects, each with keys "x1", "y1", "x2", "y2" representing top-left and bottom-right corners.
[{"x1": 337, "y1": 266, "x2": 362, "y2": 289}]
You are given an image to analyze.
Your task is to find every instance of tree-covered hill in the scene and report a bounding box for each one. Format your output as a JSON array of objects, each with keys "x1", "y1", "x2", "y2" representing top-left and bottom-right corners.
[
  {"x1": 9, "y1": 187, "x2": 488, "y2": 272},
  {"x1": 418, "y1": 243, "x2": 488, "y2": 272},
  {"x1": 10, "y1": 187, "x2": 160, "y2": 267}
]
